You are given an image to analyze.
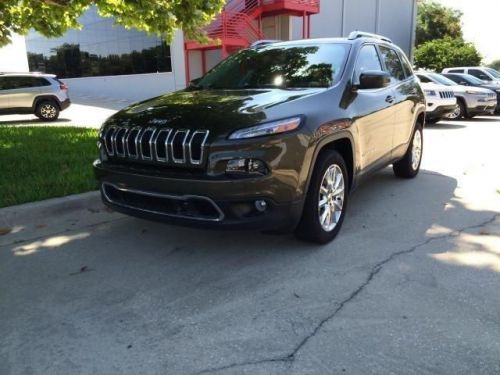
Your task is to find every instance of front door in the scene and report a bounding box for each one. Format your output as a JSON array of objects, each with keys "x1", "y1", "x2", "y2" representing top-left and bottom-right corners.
[{"x1": 350, "y1": 44, "x2": 396, "y2": 170}]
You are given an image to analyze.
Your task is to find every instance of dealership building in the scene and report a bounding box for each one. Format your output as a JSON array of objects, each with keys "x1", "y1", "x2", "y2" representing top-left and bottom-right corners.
[{"x1": 0, "y1": 0, "x2": 416, "y2": 102}]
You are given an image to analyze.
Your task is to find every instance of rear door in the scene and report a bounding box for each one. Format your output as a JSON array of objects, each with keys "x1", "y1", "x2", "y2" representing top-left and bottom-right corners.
[
  {"x1": 7, "y1": 77, "x2": 47, "y2": 109},
  {"x1": 351, "y1": 44, "x2": 396, "y2": 170},
  {"x1": 0, "y1": 77, "x2": 12, "y2": 110}
]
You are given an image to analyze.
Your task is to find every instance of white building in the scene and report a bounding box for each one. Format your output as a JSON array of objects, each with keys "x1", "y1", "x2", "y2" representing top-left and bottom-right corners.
[{"x1": 0, "y1": 0, "x2": 416, "y2": 103}]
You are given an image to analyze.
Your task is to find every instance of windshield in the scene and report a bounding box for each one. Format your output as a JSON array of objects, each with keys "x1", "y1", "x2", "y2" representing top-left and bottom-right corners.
[
  {"x1": 485, "y1": 68, "x2": 500, "y2": 79},
  {"x1": 193, "y1": 43, "x2": 350, "y2": 90},
  {"x1": 428, "y1": 73, "x2": 457, "y2": 86}
]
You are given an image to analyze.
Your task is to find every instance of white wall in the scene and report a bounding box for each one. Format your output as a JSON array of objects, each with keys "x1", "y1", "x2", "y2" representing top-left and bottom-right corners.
[
  {"x1": 62, "y1": 72, "x2": 177, "y2": 102},
  {"x1": 0, "y1": 33, "x2": 29, "y2": 72},
  {"x1": 292, "y1": 0, "x2": 416, "y2": 58}
]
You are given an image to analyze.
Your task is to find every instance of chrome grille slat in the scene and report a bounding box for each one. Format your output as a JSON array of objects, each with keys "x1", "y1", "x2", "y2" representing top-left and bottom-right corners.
[
  {"x1": 103, "y1": 125, "x2": 209, "y2": 167},
  {"x1": 125, "y1": 127, "x2": 141, "y2": 159},
  {"x1": 170, "y1": 130, "x2": 190, "y2": 164},
  {"x1": 153, "y1": 128, "x2": 172, "y2": 162},
  {"x1": 188, "y1": 130, "x2": 210, "y2": 165},
  {"x1": 139, "y1": 127, "x2": 156, "y2": 160},
  {"x1": 104, "y1": 126, "x2": 117, "y2": 156}
]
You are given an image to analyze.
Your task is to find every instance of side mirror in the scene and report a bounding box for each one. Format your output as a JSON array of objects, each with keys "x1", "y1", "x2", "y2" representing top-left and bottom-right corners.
[
  {"x1": 460, "y1": 81, "x2": 468, "y2": 85},
  {"x1": 358, "y1": 71, "x2": 391, "y2": 90}
]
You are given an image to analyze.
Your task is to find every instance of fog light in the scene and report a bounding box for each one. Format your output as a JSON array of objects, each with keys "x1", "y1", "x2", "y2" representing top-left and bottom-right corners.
[
  {"x1": 255, "y1": 200, "x2": 268, "y2": 212},
  {"x1": 226, "y1": 158, "x2": 268, "y2": 176}
]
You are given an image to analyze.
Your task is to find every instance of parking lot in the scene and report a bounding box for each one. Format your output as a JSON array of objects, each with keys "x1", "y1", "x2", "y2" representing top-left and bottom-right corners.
[{"x1": 1, "y1": 116, "x2": 499, "y2": 374}]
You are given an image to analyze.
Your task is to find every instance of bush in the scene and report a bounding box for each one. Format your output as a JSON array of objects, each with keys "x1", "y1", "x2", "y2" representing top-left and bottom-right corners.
[{"x1": 414, "y1": 37, "x2": 482, "y2": 72}]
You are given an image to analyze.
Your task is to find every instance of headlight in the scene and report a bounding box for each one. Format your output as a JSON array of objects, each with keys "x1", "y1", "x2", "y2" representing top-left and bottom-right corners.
[
  {"x1": 228, "y1": 117, "x2": 302, "y2": 140},
  {"x1": 424, "y1": 90, "x2": 436, "y2": 96}
]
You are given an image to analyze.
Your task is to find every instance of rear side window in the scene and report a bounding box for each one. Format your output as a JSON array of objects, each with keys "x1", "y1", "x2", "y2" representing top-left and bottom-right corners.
[
  {"x1": 0, "y1": 76, "x2": 50, "y2": 90},
  {"x1": 379, "y1": 46, "x2": 405, "y2": 82},
  {"x1": 468, "y1": 69, "x2": 490, "y2": 81},
  {"x1": 353, "y1": 45, "x2": 382, "y2": 84},
  {"x1": 398, "y1": 51, "x2": 414, "y2": 78}
]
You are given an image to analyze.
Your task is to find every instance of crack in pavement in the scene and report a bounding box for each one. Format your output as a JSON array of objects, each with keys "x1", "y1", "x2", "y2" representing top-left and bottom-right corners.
[{"x1": 194, "y1": 213, "x2": 500, "y2": 375}]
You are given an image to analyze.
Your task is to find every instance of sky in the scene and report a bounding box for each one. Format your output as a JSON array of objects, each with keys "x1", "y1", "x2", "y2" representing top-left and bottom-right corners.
[{"x1": 435, "y1": 0, "x2": 499, "y2": 63}]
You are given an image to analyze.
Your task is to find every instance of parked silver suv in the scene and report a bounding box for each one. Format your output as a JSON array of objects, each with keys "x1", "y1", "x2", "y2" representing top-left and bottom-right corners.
[{"x1": 0, "y1": 73, "x2": 71, "y2": 121}]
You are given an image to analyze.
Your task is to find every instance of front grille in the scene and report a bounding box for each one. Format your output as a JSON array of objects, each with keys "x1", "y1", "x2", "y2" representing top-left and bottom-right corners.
[
  {"x1": 439, "y1": 91, "x2": 454, "y2": 99},
  {"x1": 103, "y1": 126, "x2": 209, "y2": 167},
  {"x1": 102, "y1": 183, "x2": 224, "y2": 222}
]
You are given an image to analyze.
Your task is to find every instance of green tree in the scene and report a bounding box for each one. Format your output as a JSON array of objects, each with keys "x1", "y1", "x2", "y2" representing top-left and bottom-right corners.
[
  {"x1": 416, "y1": 1, "x2": 463, "y2": 46},
  {"x1": 0, "y1": 0, "x2": 226, "y2": 47},
  {"x1": 488, "y1": 60, "x2": 500, "y2": 71},
  {"x1": 414, "y1": 37, "x2": 482, "y2": 72}
]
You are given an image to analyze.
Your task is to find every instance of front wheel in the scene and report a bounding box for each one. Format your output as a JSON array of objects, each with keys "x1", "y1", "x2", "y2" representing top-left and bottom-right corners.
[
  {"x1": 295, "y1": 150, "x2": 349, "y2": 244},
  {"x1": 446, "y1": 101, "x2": 465, "y2": 120},
  {"x1": 393, "y1": 123, "x2": 423, "y2": 178}
]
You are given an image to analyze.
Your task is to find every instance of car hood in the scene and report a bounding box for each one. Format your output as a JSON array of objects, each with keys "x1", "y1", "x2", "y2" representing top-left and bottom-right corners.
[
  {"x1": 452, "y1": 85, "x2": 495, "y2": 94},
  {"x1": 105, "y1": 88, "x2": 324, "y2": 135}
]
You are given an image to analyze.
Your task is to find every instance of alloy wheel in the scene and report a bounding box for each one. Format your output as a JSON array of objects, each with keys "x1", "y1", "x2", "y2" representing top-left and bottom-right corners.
[
  {"x1": 40, "y1": 104, "x2": 57, "y2": 119},
  {"x1": 411, "y1": 128, "x2": 423, "y2": 170},
  {"x1": 318, "y1": 164, "x2": 345, "y2": 232}
]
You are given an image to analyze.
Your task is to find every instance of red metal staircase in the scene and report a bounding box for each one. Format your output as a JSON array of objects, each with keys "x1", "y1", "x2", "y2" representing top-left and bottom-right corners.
[{"x1": 184, "y1": 0, "x2": 320, "y2": 81}]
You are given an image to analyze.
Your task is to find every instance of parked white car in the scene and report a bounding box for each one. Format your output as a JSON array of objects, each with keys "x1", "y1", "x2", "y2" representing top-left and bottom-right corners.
[
  {"x1": 419, "y1": 82, "x2": 457, "y2": 124},
  {"x1": 416, "y1": 72, "x2": 497, "y2": 119},
  {"x1": 442, "y1": 67, "x2": 500, "y2": 85}
]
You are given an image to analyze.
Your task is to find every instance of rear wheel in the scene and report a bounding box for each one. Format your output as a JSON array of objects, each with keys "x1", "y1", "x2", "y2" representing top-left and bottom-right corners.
[
  {"x1": 35, "y1": 100, "x2": 59, "y2": 121},
  {"x1": 295, "y1": 150, "x2": 349, "y2": 244},
  {"x1": 393, "y1": 122, "x2": 423, "y2": 178}
]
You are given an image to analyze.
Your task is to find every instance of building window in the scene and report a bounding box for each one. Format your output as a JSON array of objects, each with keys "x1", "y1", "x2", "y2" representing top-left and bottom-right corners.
[{"x1": 25, "y1": 7, "x2": 171, "y2": 78}]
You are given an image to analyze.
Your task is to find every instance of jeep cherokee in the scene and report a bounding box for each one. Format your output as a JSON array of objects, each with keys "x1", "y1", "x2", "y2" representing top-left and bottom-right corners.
[
  {"x1": 94, "y1": 32, "x2": 426, "y2": 244},
  {"x1": 0, "y1": 72, "x2": 70, "y2": 121}
]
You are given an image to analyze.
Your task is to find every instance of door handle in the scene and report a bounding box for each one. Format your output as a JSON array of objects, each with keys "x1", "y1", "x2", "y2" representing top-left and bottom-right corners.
[{"x1": 385, "y1": 95, "x2": 395, "y2": 104}]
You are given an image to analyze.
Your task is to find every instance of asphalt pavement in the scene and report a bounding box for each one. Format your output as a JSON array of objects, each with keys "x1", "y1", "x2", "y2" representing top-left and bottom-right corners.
[{"x1": 1, "y1": 116, "x2": 499, "y2": 375}]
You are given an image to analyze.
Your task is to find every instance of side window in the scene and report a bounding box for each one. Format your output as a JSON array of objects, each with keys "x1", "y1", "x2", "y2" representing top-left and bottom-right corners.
[
  {"x1": 33, "y1": 78, "x2": 51, "y2": 87},
  {"x1": 417, "y1": 75, "x2": 432, "y2": 83},
  {"x1": 0, "y1": 77, "x2": 19, "y2": 90},
  {"x1": 398, "y1": 51, "x2": 414, "y2": 78},
  {"x1": 353, "y1": 45, "x2": 382, "y2": 84},
  {"x1": 469, "y1": 69, "x2": 490, "y2": 81},
  {"x1": 379, "y1": 46, "x2": 405, "y2": 82},
  {"x1": 449, "y1": 69, "x2": 464, "y2": 74}
]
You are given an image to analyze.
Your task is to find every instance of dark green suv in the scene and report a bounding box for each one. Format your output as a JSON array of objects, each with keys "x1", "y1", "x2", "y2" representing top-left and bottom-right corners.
[{"x1": 94, "y1": 32, "x2": 426, "y2": 243}]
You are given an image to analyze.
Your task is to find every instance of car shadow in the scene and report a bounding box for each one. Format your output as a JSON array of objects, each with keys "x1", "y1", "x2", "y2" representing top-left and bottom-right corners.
[
  {"x1": 425, "y1": 122, "x2": 466, "y2": 129},
  {"x1": 0, "y1": 118, "x2": 72, "y2": 125}
]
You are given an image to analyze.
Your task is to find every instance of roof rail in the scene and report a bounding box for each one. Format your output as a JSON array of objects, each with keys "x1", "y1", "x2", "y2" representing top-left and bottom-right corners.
[
  {"x1": 250, "y1": 40, "x2": 282, "y2": 48},
  {"x1": 348, "y1": 31, "x2": 392, "y2": 43}
]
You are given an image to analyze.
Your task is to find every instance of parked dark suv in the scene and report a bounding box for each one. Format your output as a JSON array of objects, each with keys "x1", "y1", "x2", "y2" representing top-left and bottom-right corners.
[{"x1": 94, "y1": 32, "x2": 426, "y2": 243}]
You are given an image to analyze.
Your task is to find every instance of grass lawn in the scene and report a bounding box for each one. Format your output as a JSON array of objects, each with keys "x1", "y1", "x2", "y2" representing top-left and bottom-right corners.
[{"x1": 0, "y1": 126, "x2": 99, "y2": 208}]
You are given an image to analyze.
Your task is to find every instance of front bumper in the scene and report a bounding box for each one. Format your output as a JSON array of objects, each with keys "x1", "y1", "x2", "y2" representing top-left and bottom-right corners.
[
  {"x1": 426, "y1": 104, "x2": 457, "y2": 120},
  {"x1": 93, "y1": 160, "x2": 304, "y2": 231},
  {"x1": 465, "y1": 94, "x2": 497, "y2": 115}
]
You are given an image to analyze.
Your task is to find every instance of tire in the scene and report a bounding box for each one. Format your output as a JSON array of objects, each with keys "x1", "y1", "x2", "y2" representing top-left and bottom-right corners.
[
  {"x1": 35, "y1": 100, "x2": 60, "y2": 121},
  {"x1": 446, "y1": 100, "x2": 465, "y2": 120},
  {"x1": 295, "y1": 150, "x2": 349, "y2": 244},
  {"x1": 393, "y1": 122, "x2": 423, "y2": 179}
]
